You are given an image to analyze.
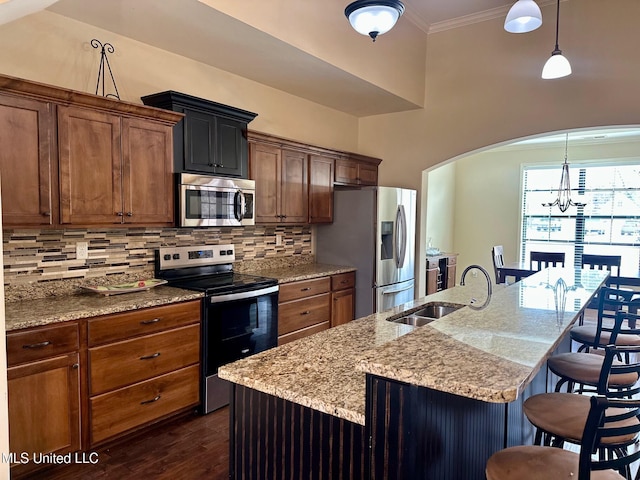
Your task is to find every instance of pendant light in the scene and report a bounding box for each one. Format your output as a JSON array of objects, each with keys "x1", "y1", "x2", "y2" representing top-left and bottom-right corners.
[
  {"x1": 504, "y1": 0, "x2": 542, "y2": 33},
  {"x1": 344, "y1": 0, "x2": 405, "y2": 42},
  {"x1": 541, "y1": 0, "x2": 572, "y2": 79},
  {"x1": 542, "y1": 134, "x2": 585, "y2": 212}
]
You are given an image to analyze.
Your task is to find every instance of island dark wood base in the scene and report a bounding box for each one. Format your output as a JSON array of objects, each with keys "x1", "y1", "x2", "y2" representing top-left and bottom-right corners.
[
  {"x1": 229, "y1": 384, "x2": 367, "y2": 480},
  {"x1": 366, "y1": 362, "x2": 550, "y2": 480}
]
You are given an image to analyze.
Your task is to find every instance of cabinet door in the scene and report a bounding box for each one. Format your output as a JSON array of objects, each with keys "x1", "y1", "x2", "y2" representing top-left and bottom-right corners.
[
  {"x1": 331, "y1": 288, "x2": 355, "y2": 327},
  {"x1": 58, "y1": 106, "x2": 122, "y2": 225},
  {"x1": 8, "y1": 353, "x2": 80, "y2": 474},
  {"x1": 280, "y1": 149, "x2": 308, "y2": 223},
  {"x1": 358, "y1": 162, "x2": 378, "y2": 186},
  {"x1": 446, "y1": 264, "x2": 456, "y2": 289},
  {"x1": 0, "y1": 94, "x2": 55, "y2": 226},
  {"x1": 335, "y1": 158, "x2": 359, "y2": 185},
  {"x1": 250, "y1": 142, "x2": 281, "y2": 223},
  {"x1": 122, "y1": 118, "x2": 174, "y2": 225},
  {"x1": 309, "y1": 154, "x2": 334, "y2": 224},
  {"x1": 183, "y1": 108, "x2": 216, "y2": 173},
  {"x1": 215, "y1": 116, "x2": 248, "y2": 178},
  {"x1": 426, "y1": 261, "x2": 439, "y2": 295}
]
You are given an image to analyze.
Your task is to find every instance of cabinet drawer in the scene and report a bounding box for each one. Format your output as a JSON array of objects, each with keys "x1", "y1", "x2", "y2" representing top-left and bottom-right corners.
[
  {"x1": 278, "y1": 293, "x2": 330, "y2": 336},
  {"x1": 7, "y1": 323, "x2": 79, "y2": 367},
  {"x1": 279, "y1": 277, "x2": 330, "y2": 303},
  {"x1": 89, "y1": 324, "x2": 200, "y2": 395},
  {"x1": 90, "y1": 364, "x2": 199, "y2": 444},
  {"x1": 331, "y1": 272, "x2": 355, "y2": 291},
  {"x1": 88, "y1": 300, "x2": 201, "y2": 346},
  {"x1": 278, "y1": 321, "x2": 329, "y2": 346}
]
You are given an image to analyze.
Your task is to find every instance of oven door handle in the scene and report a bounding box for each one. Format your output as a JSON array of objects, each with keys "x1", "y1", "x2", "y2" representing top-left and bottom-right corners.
[{"x1": 208, "y1": 285, "x2": 279, "y2": 304}]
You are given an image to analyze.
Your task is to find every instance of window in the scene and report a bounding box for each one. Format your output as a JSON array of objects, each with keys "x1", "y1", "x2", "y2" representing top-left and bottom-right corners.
[{"x1": 521, "y1": 163, "x2": 640, "y2": 274}]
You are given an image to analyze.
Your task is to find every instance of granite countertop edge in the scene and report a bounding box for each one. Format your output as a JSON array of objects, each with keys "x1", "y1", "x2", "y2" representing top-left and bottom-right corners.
[{"x1": 250, "y1": 263, "x2": 356, "y2": 284}]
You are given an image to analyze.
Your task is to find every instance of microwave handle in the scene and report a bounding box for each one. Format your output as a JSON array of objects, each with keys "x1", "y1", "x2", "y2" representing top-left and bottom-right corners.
[{"x1": 234, "y1": 190, "x2": 245, "y2": 222}]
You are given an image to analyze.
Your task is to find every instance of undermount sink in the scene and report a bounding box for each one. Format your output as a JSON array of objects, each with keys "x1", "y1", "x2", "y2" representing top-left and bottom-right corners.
[{"x1": 388, "y1": 302, "x2": 466, "y2": 326}]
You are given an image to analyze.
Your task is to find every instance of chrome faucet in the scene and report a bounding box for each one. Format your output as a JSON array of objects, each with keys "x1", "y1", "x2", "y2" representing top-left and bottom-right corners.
[{"x1": 459, "y1": 264, "x2": 493, "y2": 310}]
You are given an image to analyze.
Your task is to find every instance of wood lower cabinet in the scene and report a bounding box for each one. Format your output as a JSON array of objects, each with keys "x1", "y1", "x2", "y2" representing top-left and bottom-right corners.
[
  {"x1": 278, "y1": 271, "x2": 356, "y2": 345},
  {"x1": 6, "y1": 323, "x2": 80, "y2": 478},
  {"x1": 426, "y1": 253, "x2": 458, "y2": 295},
  {"x1": 331, "y1": 272, "x2": 356, "y2": 327},
  {"x1": 87, "y1": 300, "x2": 201, "y2": 445}
]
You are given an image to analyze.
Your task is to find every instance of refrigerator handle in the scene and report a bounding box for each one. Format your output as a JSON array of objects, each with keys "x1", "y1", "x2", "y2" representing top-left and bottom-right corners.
[{"x1": 395, "y1": 205, "x2": 407, "y2": 269}]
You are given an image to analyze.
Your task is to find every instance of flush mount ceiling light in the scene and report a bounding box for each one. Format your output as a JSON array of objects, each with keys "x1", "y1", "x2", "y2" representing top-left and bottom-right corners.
[
  {"x1": 344, "y1": 0, "x2": 405, "y2": 42},
  {"x1": 504, "y1": 0, "x2": 542, "y2": 33},
  {"x1": 542, "y1": 134, "x2": 586, "y2": 212},
  {"x1": 541, "y1": 0, "x2": 572, "y2": 79}
]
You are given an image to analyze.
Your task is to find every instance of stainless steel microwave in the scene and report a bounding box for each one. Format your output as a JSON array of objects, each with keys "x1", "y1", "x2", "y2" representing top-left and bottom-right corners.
[{"x1": 178, "y1": 174, "x2": 255, "y2": 227}]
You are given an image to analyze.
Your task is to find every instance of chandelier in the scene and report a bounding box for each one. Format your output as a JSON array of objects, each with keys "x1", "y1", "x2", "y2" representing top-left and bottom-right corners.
[{"x1": 542, "y1": 134, "x2": 586, "y2": 212}]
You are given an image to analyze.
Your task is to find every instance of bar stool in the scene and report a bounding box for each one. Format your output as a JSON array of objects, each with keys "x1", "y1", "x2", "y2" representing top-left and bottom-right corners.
[
  {"x1": 486, "y1": 395, "x2": 640, "y2": 480},
  {"x1": 549, "y1": 294, "x2": 640, "y2": 394},
  {"x1": 522, "y1": 342, "x2": 640, "y2": 480},
  {"x1": 570, "y1": 286, "x2": 640, "y2": 357},
  {"x1": 491, "y1": 245, "x2": 504, "y2": 285}
]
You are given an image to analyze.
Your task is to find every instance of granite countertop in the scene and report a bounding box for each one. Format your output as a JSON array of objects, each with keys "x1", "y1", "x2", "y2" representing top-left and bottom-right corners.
[
  {"x1": 5, "y1": 286, "x2": 204, "y2": 331},
  {"x1": 218, "y1": 268, "x2": 608, "y2": 425},
  {"x1": 249, "y1": 263, "x2": 356, "y2": 284}
]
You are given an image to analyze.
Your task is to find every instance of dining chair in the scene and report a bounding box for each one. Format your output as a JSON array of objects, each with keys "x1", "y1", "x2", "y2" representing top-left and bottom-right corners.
[
  {"x1": 487, "y1": 394, "x2": 640, "y2": 480},
  {"x1": 491, "y1": 245, "x2": 504, "y2": 285},
  {"x1": 530, "y1": 251, "x2": 565, "y2": 271},
  {"x1": 582, "y1": 254, "x2": 623, "y2": 308}
]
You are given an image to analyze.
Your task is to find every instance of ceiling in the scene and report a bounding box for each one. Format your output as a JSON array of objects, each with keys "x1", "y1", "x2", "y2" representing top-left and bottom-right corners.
[{"x1": 35, "y1": 0, "x2": 537, "y2": 117}]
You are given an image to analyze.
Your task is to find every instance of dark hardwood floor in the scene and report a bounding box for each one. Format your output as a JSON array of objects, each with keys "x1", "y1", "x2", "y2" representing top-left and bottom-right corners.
[{"x1": 26, "y1": 407, "x2": 230, "y2": 480}]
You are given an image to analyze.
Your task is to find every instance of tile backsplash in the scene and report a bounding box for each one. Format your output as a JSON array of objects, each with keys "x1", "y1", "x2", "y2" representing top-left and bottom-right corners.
[{"x1": 3, "y1": 225, "x2": 312, "y2": 286}]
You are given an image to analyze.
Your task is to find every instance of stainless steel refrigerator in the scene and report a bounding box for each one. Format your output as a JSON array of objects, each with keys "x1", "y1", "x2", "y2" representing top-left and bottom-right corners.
[{"x1": 316, "y1": 186, "x2": 416, "y2": 319}]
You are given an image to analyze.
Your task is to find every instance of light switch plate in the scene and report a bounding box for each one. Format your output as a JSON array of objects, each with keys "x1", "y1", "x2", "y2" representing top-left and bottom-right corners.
[
  {"x1": 76, "y1": 242, "x2": 89, "y2": 260},
  {"x1": 275, "y1": 234, "x2": 283, "y2": 247}
]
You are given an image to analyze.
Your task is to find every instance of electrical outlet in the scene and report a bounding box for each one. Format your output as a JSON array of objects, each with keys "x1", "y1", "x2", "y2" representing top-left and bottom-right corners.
[
  {"x1": 76, "y1": 242, "x2": 89, "y2": 260},
  {"x1": 275, "y1": 234, "x2": 283, "y2": 247}
]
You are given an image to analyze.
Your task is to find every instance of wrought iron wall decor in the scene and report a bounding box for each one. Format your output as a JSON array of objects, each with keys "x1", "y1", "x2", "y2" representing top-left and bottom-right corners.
[{"x1": 91, "y1": 39, "x2": 120, "y2": 100}]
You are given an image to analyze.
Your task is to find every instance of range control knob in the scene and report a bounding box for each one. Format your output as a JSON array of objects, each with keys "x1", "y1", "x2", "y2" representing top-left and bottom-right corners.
[
  {"x1": 226, "y1": 249, "x2": 233, "y2": 255},
  {"x1": 163, "y1": 254, "x2": 171, "y2": 261},
  {"x1": 172, "y1": 253, "x2": 180, "y2": 260}
]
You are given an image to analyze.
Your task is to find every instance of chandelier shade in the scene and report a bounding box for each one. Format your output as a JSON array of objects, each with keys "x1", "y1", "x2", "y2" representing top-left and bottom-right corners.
[
  {"x1": 504, "y1": 0, "x2": 542, "y2": 33},
  {"x1": 345, "y1": 0, "x2": 405, "y2": 42}
]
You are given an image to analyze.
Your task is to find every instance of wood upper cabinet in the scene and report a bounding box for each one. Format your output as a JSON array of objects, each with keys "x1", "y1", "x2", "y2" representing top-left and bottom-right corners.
[
  {"x1": 249, "y1": 141, "x2": 308, "y2": 224},
  {"x1": 308, "y1": 154, "x2": 334, "y2": 224},
  {"x1": 335, "y1": 157, "x2": 378, "y2": 186},
  {"x1": 0, "y1": 93, "x2": 56, "y2": 227},
  {"x1": 58, "y1": 106, "x2": 173, "y2": 226},
  {"x1": 0, "y1": 73, "x2": 183, "y2": 228}
]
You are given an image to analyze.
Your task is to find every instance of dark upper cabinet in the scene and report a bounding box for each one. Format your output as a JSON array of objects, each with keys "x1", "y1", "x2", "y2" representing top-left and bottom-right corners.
[{"x1": 141, "y1": 91, "x2": 257, "y2": 178}]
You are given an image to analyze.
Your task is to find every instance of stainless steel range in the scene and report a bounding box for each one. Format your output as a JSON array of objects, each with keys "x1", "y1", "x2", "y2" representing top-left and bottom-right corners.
[{"x1": 155, "y1": 244, "x2": 278, "y2": 414}]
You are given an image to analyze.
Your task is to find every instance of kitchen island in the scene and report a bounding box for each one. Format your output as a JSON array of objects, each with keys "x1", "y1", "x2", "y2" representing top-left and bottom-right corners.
[{"x1": 218, "y1": 267, "x2": 608, "y2": 479}]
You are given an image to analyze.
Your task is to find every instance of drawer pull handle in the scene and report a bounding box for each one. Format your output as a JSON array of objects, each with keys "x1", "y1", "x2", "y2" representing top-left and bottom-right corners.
[
  {"x1": 301, "y1": 310, "x2": 311, "y2": 315},
  {"x1": 140, "y1": 318, "x2": 161, "y2": 325},
  {"x1": 241, "y1": 348, "x2": 250, "y2": 354},
  {"x1": 301, "y1": 287, "x2": 311, "y2": 291},
  {"x1": 341, "y1": 280, "x2": 349, "y2": 284},
  {"x1": 72, "y1": 363, "x2": 79, "y2": 369},
  {"x1": 140, "y1": 352, "x2": 161, "y2": 360},
  {"x1": 140, "y1": 395, "x2": 161, "y2": 405},
  {"x1": 23, "y1": 341, "x2": 51, "y2": 349}
]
